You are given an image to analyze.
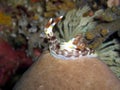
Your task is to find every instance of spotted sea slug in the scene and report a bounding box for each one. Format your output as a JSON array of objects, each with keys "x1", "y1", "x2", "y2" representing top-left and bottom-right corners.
[{"x1": 44, "y1": 16, "x2": 97, "y2": 60}]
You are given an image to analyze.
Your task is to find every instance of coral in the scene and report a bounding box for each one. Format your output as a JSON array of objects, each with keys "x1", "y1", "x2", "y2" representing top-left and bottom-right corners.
[
  {"x1": 96, "y1": 39, "x2": 120, "y2": 78},
  {"x1": 30, "y1": 0, "x2": 40, "y2": 3},
  {"x1": 27, "y1": 32, "x2": 46, "y2": 59},
  {"x1": 56, "y1": 6, "x2": 120, "y2": 49},
  {"x1": 44, "y1": 0, "x2": 76, "y2": 17},
  {"x1": 16, "y1": 50, "x2": 33, "y2": 68},
  {"x1": 0, "y1": 12, "x2": 12, "y2": 26},
  {"x1": 13, "y1": 53, "x2": 120, "y2": 90},
  {"x1": 0, "y1": 38, "x2": 19, "y2": 86},
  {"x1": 86, "y1": 18, "x2": 120, "y2": 49},
  {"x1": 107, "y1": 0, "x2": 120, "y2": 8},
  {"x1": 0, "y1": 37, "x2": 33, "y2": 86},
  {"x1": 50, "y1": 5, "x2": 120, "y2": 77},
  {"x1": 6, "y1": 0, "x2": 29, "y2": 7},
  {"x1": 43, "y1": 16, "x2": 96, "y2": 60},
  {"x1": 0, "y1": 1, "x2": 119, "y2": 89},
  {"x1": 7, "y1": 5, "x2": 46, "y2": 59},
  {"x1": 96, "y1": 6, "x2": 120, "y2": 22},
  {"x1": 57, "y1": 5, "x2": 98, "y2": 41},
  {"x1": 97, "y1": 40, "x2": 120, "y2": 59}
]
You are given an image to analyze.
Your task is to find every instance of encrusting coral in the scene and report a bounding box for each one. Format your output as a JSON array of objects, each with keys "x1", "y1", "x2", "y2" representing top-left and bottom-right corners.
[
  {"x1": 44, "y1": 0, "x2": 76, "y2": 17},
  {"x1": 0, "y1": 11, "x2": 12, "y2": 26}
]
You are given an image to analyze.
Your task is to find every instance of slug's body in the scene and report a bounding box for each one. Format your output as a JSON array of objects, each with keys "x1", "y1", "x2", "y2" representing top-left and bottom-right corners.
[{"x1": 44, "y1": 16, "x2": 96, "y2": 60}]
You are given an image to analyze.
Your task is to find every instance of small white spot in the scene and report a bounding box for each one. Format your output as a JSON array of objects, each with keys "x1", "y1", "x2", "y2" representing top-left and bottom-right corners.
[{"x1": 10, "y1": 33, "x2": 16, "y2": 38}]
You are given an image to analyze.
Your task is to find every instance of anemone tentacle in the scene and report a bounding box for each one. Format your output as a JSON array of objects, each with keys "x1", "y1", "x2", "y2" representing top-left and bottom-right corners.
[{"x1": 44, "y1": 16, "x2": 97, "y2": 60}]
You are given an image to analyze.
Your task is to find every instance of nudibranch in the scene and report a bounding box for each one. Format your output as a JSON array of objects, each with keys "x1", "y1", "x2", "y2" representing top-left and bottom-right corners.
[{"x1": 44, "y1": 16, "x2": 97, "y2": 60}]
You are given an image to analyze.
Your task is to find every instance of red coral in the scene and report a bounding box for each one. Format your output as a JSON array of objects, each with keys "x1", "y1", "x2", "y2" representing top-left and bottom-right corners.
[
  {"x1": 30, "y1": 0, "x2": 41, "y2": 3},
  {"x1": 0, "y1": 38, "x2": 19, "y2": 86},
  {"x1": 16, "y1": 49, "x2": 33, "y2": 69},
  {"x1": 0, "y1": 38, "x2": 33, "y2": 86}
]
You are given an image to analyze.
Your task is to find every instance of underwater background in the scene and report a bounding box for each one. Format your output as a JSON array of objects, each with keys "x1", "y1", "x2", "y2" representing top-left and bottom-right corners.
[{"x1": 0, "y1": 0, "x2": 120, "y2": 90}]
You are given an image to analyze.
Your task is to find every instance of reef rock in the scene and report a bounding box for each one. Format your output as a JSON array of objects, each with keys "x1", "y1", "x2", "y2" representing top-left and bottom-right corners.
[{"x1": 13, "y1": 52, "x2": 120, "y2": 90}]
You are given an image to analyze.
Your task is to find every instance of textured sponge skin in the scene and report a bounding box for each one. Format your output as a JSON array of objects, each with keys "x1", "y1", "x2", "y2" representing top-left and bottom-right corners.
[{"x1": 14, "y1": 53, "x2": 120, "y2": 90}]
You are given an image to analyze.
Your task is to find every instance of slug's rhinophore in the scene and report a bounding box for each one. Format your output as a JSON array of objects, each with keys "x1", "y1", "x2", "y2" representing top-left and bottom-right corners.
[{"x1": 44, "y1": 16, "x2": 97, "y2": 60}]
